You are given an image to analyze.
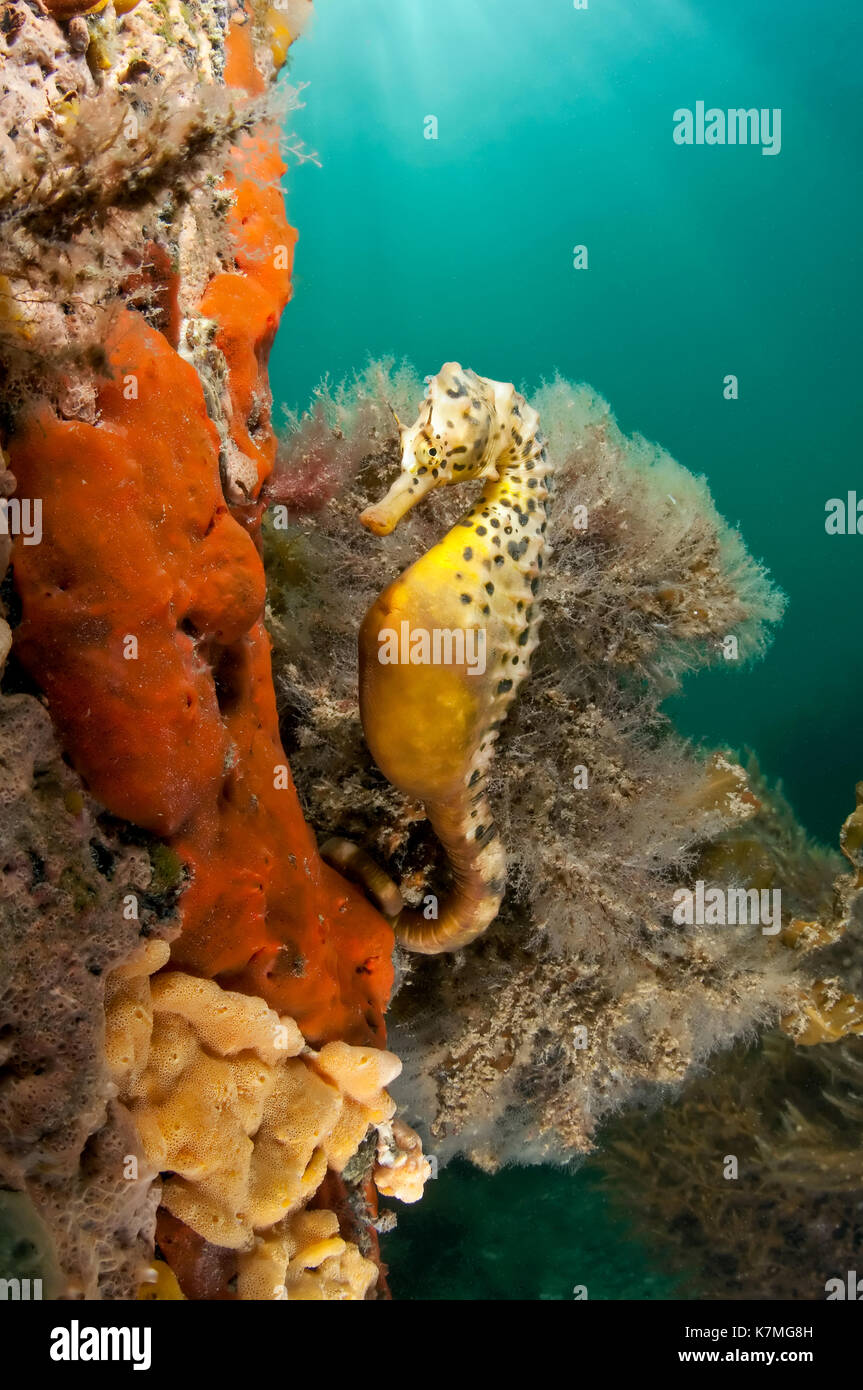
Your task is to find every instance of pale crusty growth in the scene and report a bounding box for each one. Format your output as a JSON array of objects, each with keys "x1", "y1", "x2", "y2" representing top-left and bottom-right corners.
[
  {"x1": 105, "y1": 956, "x2": 430, "y2": 1298},
  {"x1": 0, "y1": 448, "x2": 16, "y2": 674},
  {"x1": 0, "y1": 696, "x2": 180, "y2": 1298},
  {"x1": 264, "y1": 363, "x2": 849, "y2": 1166},
  {"x1": 374, "y1": 1119, "x2": 432, "y2": 1204},
  {"x1": 0, "y1": 0, "x2": 310, "y2": 411}
]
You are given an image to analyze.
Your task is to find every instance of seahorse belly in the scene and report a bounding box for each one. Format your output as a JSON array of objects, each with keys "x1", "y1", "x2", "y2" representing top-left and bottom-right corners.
[{"x1": 359, "y1": 546, "x2": 496, "y2": 805}]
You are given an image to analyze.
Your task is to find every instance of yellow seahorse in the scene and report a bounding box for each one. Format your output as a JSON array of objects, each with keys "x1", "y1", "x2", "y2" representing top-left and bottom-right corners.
[{"x1": 355, "y1": 363, "x2": 553, "y2": 954}]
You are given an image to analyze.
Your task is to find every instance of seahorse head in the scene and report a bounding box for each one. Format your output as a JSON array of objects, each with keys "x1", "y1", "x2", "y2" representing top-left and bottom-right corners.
[{"x1": 360, "y1": 363, "x2": 499, "y2": 536}]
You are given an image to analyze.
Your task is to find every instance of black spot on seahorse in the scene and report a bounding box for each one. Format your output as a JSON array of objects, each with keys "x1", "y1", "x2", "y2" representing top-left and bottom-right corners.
[
  {"x1": 460, "y1": 593, "x2": 472, "y2": 604},
  {"x1": 476, "y1": 526, "x2": 487, "y2": 536},
  {"x1": 468, "y1": 769, "x2": 481, "y2": 787},
  {"x1": 518, "y1": 629, "x2": 530, "y2": 646},
  {"x1": 463, "y1": 546, "x2": 473, "y2": 560},
  {"x1": 497, "y1": 679, "x2": 513, "y2": 695},
  {"x1": 485, "y1": 582, "x2": 494, "y2": 595}
]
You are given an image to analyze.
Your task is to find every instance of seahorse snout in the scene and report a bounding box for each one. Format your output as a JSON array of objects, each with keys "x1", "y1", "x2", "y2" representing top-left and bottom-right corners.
[{"x1": 360, "y1": 467, "x2": 436, "y2": 535}]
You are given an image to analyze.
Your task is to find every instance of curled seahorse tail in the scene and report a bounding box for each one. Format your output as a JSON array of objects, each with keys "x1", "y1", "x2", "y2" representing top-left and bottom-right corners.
[
  {"x1": 395, "y1": 794, "x2": 507, "y2": 955},
  {"x1": 318, "y1": 836, "x2": 404, "y2": 919}
]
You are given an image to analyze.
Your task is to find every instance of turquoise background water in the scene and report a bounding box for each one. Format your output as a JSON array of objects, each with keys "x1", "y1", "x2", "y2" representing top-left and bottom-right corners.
[
  {"x1": 269, "y1": 0, "x2": 862, "y2": 1297},
  {"x1": 380, "y1": 1159, "x2": 685, "y2": 1301}
]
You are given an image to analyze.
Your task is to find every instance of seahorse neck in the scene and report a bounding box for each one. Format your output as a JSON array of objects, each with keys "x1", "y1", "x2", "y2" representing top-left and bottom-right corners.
[
  {"x1": 480, "y1": 442, "x2": 551, "y2": 524},
  {"x1": 484, "y1": 390, "x2": 551, "y2": 503}
]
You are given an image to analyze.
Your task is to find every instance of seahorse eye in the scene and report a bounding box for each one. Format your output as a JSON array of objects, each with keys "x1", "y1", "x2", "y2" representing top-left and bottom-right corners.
[{"x1": 428, "y1": 447, "x2": 437, "y2": 456}]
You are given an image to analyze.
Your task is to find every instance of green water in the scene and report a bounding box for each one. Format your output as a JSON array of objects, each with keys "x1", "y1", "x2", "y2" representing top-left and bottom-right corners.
[
  {"x1": 381, "y1": 1160, "x2": 686, "y2": 1301},
  {"x1": 269, "y1": 0, "x2": 862, "y2": 1298}
]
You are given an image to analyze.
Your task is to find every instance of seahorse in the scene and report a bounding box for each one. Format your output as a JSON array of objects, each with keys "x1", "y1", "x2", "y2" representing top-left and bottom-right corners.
[{"x1": 355, "y1": 363, "x2": 553, "y2": 954}]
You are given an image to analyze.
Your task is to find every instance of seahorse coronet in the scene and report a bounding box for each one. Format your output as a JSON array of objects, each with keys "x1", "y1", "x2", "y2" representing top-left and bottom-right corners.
[{"x1": 358, "y1": 363, "x2": 553, "y2": 954}]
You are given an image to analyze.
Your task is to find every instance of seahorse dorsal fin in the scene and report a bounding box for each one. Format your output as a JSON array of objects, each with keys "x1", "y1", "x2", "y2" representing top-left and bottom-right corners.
[{"x1": 480, "y1": 461, "x2": 499, "y2": 482}]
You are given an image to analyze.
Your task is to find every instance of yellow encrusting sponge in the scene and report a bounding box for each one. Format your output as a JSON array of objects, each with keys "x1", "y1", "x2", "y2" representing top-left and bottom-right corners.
[{"x1": 106, "y1": 942, "x2": 431, "y2": 1299}]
